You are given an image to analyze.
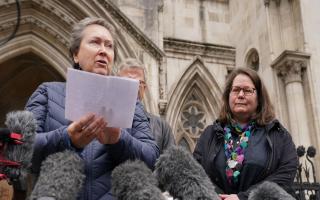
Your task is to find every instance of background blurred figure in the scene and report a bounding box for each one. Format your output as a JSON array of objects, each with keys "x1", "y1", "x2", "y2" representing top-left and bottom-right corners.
[
  {"x1": 193, "y1": 67, "x2": 298, "y2": 200},
  {"x1": 118, "y1": 58, "x2": 175, "y2": 154},
  {"x1": 25, "y1": 17, "x2": 159, "y2": 200}
]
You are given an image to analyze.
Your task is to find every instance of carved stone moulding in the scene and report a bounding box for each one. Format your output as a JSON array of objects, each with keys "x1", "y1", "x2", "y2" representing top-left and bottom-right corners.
[
  {"x1": 0, "y1": 16, "x2": 70, "y2": 47},
  {"x1": 264, "y1": 0, "x2": 281, "y2": 6},
  {"x1": 264, "y1": 0, "x2": 294, "y2": 6},
  {"x1": 271, "y1": 50, "x2": 310, "y2": 85},
  {"x1": 163, "y1": 37, "x2": 236, "y2": 61},
  {"x1": 97, "y1": 0, "x2": 165, "y2": 63}
]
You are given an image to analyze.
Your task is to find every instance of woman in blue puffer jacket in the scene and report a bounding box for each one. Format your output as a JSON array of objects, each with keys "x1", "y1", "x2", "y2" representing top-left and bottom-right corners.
[{"x1": 25, "y1": 17, "x2": 159, "y2": 200}]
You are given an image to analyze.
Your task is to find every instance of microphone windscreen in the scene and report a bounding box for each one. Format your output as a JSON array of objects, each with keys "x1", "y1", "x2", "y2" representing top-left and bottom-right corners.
[
  {"x1": 29, "y1": 150, "x2": 85, "y2": 200},
  {"x1": 4, "y1": 110, "x2": 37, "y2": 189},
  {"x1": 154, "y1": 146, "x2": 220, "y2": 200},
  {"x1": 112, "y1": 160, "x2": 166, "y2": 200},
  {"x1": 5, "y1": 110, "x2": 37, "y2": 167},
  {"x1": 248, "y1": 181, "x2": 295, "y2": 200}
]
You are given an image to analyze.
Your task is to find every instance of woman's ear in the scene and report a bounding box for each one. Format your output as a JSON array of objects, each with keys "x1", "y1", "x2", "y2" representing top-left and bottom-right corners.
[{"x1": 73, "y1": 53, "x2": 79, "y2": 64}]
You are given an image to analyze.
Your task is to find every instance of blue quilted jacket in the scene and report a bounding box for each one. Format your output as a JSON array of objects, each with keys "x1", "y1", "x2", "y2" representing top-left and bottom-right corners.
[{"x1": 25, "y1": 82, "x2": 159, "y2": 200}]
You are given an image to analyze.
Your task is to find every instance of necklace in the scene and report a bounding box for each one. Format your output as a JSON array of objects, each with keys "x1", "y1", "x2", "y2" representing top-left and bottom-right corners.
[{"x1": 224, "y1": 121, "x2": 254, "y2": 184}]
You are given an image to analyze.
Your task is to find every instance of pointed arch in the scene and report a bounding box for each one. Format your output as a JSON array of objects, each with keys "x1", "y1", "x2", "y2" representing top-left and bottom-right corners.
[
  {"x1": 0, "y1": 0, "x2": 165, "y2": 117},
  {"x1": 0, "y1": 34, "x2": 69, "y2": 77},
  {"x1": 166, "y1": 57, "x2": 222, "y2": 151},
  {"x1": 0, "y1": 0, "x2": 165, "y2": 68}
]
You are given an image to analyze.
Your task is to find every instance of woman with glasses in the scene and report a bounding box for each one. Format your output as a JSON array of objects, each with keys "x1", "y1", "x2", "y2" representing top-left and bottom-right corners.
[{"x1": 193, "y1": 67, "x2": 298, "y2": 200}]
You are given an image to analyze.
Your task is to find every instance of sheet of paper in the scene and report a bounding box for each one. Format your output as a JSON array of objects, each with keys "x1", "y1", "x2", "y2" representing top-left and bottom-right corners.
[{"x1": 65, "y1": 68, "x2": 139, "y2": 128}]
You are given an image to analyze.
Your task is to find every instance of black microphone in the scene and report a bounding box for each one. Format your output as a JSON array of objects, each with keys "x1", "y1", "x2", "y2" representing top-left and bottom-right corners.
[
  {"x1": 248, "y1": 181, "x2": 295, "y2": 200},
  {"x1": 154, "y1": 146, "x2": 220, "y2": 200},
  {"x1": 1, "y1": 110, "x2": 37, "y2": 188},
  {"x1": 111, "y1": 160, "x2": 166, "y2": 200},
  {"x1": 29, "y1": 150, "x2": 85, "y2": 200}
]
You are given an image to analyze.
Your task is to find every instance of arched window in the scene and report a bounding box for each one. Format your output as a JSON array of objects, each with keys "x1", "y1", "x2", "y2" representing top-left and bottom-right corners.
[{"x1": 246, "y1": 48, "x2": 259, "y2": 71}]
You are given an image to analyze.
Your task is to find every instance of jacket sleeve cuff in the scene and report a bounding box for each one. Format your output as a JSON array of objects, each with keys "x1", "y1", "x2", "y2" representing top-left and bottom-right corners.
[{"x1": 62, "y1": 128, "x2": 83, "y2": 153}]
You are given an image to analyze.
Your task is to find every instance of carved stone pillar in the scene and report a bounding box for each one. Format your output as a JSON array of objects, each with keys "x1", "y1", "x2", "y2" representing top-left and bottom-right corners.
[
  {"x1": 158, "y1": 58, "x2": 168, "y2": 115},
  {"x1": 272, "y1": 50, "x2": 311, "y2": 146}
]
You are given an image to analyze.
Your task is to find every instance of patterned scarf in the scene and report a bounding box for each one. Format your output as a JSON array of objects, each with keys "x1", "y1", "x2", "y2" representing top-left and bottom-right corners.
[{"x1": 224, "y1": 121, "x2": 255, "y2": 184}]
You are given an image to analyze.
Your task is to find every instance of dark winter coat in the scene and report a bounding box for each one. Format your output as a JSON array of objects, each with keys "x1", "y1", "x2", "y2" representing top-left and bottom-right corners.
[
  {"x1": 146, "y1": 112, "x2": 175, "y2": 154},
  {"x1": 193, "y1": 119, "x2": 298, "y2": 200},
  {"x1": 25, "y1": 82, "x2": 159, "y2": 200}
]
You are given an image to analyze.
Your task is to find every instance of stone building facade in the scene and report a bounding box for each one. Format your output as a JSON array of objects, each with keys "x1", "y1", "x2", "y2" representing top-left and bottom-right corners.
[{"x1": 1, "y1": 0, "x2": 320, "y2": 174}]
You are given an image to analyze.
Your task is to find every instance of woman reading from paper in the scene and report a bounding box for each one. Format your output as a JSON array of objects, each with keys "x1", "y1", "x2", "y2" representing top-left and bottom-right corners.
[
  {"x1": 25, "y1": 17, "x2": 159, "y2": 200},
  {"x1": 193, "y1": 68, "x2": 298, "y2": 200}
]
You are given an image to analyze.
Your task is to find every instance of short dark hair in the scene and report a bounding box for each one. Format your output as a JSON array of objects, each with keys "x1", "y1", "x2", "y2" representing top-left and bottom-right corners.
[
  {"x1": 69, "y1": 17, "x2": 118, "y2": 69},
  {"x1": 219, "y1": 67, "x2": 275, "y2": 125}
]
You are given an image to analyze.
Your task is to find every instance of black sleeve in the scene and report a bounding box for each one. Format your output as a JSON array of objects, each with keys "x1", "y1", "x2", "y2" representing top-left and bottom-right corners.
[{"x1": 238, "y1": 126, "x2": 298, "y2": 199}]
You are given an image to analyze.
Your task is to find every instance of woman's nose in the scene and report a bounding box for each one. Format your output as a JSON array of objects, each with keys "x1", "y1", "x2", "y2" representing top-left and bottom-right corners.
[
  {"x1": 98, "y1": 45, "x2": 107, "y2": 55},
  {"x1": 238, "y1": 89, "x2": 245, "y2": 97}
]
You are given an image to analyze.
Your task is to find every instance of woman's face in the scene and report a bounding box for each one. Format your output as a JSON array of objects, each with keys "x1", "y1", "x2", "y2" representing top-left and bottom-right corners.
[
  {"x1": 73, "y1": 24, "x2": 114, "y2": 76},
  {"x1": 228, "y1": 74, "x2": 258, "y2": 123}
]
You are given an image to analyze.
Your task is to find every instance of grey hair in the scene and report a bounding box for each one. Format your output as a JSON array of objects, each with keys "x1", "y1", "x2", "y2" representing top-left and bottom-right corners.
[
  {"x1": 69, "y1": 17, "x2": 118, "y2": 68},
  {"x1": 118, "y1": 58, "x2": 147, "y2": 82}
]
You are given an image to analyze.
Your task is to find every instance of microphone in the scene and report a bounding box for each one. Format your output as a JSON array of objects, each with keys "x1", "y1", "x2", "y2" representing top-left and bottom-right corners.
[
  {"x1": 0, "y1": 110, "x2": 37, "y2": 188},
  {"x1": 248, "y1": 181, "x2": 295, "y2": 200},
  {"x1": 111, "y1": 160, "x2": 166, "y2": 200},
  {"x1": 154, "y1": 146, "x2": 220, "y2": 200},
  {"x1": 29, "y1": 150, "x2": 85, "y2": 200}
]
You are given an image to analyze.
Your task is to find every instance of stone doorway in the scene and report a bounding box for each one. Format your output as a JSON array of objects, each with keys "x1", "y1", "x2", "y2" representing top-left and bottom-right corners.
[{"x1": 0, "y1": 52, "x2": 64, "y2": 127}]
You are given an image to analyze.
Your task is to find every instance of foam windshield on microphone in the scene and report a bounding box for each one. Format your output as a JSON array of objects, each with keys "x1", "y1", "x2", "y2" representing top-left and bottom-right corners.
[
  {"x1": 154, "y1": 146, "x2": 220, "y2": 200},
  {"x1": 248, "y1": 181, "x2": 295, "y2": 200},
  {"x1": 29, "y1": 150, "x2": 85, "y2": 200},
  {"x1": 5, "y1": 111, "x2": 37, "y2": 166},
  {"x1": 3, "y1": 111, "x2": 37, "y2": 188},
  {"x1": 112, "y1": 160, "x2": 166, "y2": 200}
]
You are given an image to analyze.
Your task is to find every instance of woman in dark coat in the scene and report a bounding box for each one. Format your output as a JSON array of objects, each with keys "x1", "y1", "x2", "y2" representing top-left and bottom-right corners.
[
  {"x1": 25, "y1": 17, "x2": 159, "y2": 200},
  {"x1": 193, "y1": 67, "x2": 298, "y2": 200}
]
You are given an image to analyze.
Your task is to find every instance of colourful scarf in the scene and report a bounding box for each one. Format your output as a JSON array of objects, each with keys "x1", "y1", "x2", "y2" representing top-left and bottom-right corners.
[{"x1": 224, "y1": 121, "x2": 254, "y2": 184}]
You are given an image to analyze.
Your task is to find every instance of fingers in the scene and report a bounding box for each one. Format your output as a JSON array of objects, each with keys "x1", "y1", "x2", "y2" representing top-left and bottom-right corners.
[
  {"x1": 67, "y1": 114, "x2": 107, "y2": 148},
  {"x1": 81, "y1": 116, "x2": 106, "y2": 137},
  {"x1": 219, "y1": 194, "x2": 239, "y2": 200},
  {"x1": 97, "y1": 127, "x2": 121, "y2": 144},
  {"x1": 73, "y1": 113, "x2": 95, "y2": 132}
]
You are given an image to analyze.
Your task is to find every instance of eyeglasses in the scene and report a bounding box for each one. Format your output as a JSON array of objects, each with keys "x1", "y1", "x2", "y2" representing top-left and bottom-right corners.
[{"x1": 230, "y1": 86, "x2": 256, "y2": 96}]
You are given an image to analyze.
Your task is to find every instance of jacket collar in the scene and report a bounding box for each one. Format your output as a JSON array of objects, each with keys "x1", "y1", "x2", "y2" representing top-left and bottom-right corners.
[
  {"x1": 212, "y1": 120, "x2": 225, "y2": 139},
  {"x1": 264, "y1": 119, "x2": 281, "y2": 133},
  {"x1": 212, "y1": 118, "x2": 282, "y2": 138}
]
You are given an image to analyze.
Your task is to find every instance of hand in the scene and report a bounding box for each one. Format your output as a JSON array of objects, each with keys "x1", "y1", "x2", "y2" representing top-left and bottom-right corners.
[
  {"x1": 219, "y1": 194, "x2": 239, "y2": 200},
  {"x1": 67, "y1": 114, "x2": 106, "y2": 148},
  {"x1": 97, "y1": 126, "x2": 121, "y2": 144}
]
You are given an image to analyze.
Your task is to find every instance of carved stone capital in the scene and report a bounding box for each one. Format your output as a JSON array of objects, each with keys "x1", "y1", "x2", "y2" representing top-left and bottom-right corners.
[
  {"x1": 279, "y1": 60, "x2": 306, "y2": 84},
  {"x1": 271, "y1": 50, "x2": 310, "y2": 85},
  {"x1": 158, "y1": 99, "x2": 168, "y2": 115}
]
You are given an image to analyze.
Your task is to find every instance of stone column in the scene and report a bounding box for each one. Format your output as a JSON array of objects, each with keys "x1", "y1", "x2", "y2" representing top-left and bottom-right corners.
[
  {"x1": 158, "y1": 57, "x2": 168, "y2": 115},
  {"x1": 272, "y1": 50, "x2": 311, "y2": 146}
]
